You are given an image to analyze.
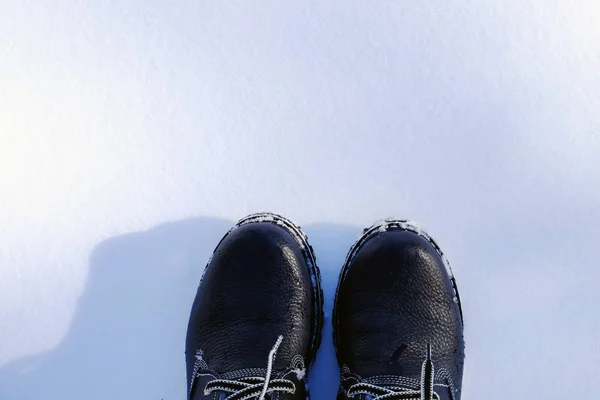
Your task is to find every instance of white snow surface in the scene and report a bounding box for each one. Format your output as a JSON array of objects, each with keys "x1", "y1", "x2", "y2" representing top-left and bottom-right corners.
[{"x1": 1, "y1": 1, "x2": 599, "y2": 399}]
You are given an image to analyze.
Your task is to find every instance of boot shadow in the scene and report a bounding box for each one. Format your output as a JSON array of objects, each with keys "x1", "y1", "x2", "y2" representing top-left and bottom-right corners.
[
  {"x1": 303, "y1": 223, "x2": 362, "y2": 400},
  {"x1": 0, "y1": 217, "x2": 361, "y2": 400}
]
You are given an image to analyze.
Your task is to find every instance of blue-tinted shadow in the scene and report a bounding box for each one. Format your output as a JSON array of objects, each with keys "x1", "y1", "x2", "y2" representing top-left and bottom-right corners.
[{"x1": 0, "y1": 217, "x2": 362, "y2": 400}]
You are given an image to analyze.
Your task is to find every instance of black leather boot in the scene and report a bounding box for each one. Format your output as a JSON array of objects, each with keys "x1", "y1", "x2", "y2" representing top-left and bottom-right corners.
[
  {"x1": 333, "y1": 220, "x2": 465, "y2": 400},
  {"x1": 185, "y1": 213, "x2": 324, "y2": 400}
]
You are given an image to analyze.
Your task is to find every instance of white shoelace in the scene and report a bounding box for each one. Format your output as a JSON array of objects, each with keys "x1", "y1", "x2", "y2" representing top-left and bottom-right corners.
[
  {"x1": 346, "y1": 344, "x2": 439, "y2": 400},
  {"x1": 203, "y1": 336, "x2": 297, "y2": 400}
]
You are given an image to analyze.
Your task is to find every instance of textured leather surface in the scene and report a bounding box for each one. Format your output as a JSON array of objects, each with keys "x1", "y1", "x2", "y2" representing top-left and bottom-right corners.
[
  {"x1": 334, "y1": 229, "x2": 464, "y2": 400},
  {"x1": 185, "y1": 221, "x2": 317, "y2": 399}
]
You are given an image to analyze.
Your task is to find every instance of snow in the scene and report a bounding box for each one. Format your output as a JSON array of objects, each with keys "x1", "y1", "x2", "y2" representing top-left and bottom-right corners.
[{"x1": 1, "y1": 1, "x2": 600, "y2": 399}]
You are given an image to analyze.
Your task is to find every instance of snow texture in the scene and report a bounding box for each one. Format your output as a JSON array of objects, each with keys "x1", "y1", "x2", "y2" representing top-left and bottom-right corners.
[{"x1": 1, "y1": 1, "x2": 600, "y2": 399}]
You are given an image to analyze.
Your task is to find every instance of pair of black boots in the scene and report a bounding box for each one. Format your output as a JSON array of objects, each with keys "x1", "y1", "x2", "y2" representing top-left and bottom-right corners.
[{"x1": 186, "y1": 213, "x2": 464, "y2": 400}]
